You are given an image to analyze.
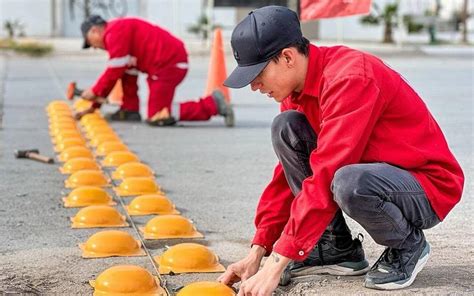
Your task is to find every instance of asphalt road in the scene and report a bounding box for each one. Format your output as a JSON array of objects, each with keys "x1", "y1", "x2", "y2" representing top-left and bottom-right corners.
[{"x1": 0, "y1": 47, "x2": 472, "y2": 295}]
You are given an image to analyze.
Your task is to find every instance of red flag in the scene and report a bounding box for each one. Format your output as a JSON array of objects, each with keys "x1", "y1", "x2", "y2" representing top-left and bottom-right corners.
[{"x1": 300, "y1": 0, "x2": 372, "y2": 20}]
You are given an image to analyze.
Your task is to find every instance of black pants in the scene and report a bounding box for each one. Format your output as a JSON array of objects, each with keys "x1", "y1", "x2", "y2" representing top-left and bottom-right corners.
[{"x1": 271, "y1": 110, "x2": 440, "y2": 250}]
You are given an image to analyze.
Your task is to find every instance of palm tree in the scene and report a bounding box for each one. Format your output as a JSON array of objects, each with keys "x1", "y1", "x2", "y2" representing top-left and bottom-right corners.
[{"x1": 361, "y1": 2, "x2": 398, "y2": 44}]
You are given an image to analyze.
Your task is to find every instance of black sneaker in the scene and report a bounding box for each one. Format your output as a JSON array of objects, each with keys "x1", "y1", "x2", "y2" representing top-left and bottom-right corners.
[
  {"x1": 279, "y1": 233, "x2": 370, "y2": 286},
  {"x1": 105, "y1": 109, "x2": 142, "y2": 121},
  {"x1": 145, "y1": 116, "x2": 177, "y2": 127},
  {"x1": 212, "y1": 90, "x2": 234, "y2": 127},
  {"x1": 364, "y1": 238, "x2": 431, "y2": 290}
]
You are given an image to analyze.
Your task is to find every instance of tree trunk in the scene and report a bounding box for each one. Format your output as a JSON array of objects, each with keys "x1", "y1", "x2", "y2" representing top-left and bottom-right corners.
[
  {"x1": 383, "y1": 21, "x2": 394, "y2": 43},
  {"x1": 461, "y1": 0, "x2": 469, "y2": 44}
]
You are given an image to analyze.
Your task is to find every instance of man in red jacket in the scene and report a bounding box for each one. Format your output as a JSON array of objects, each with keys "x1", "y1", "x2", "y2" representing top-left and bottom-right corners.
[
  {"x1": 218, "y1": 6, "x2": 464, "y2": 295},
  {"x1": 78, "y1": 15, "x2": 234, "y2": 127}
]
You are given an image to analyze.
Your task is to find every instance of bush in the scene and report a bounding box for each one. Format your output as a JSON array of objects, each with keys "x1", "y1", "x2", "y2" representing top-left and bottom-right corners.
[{"x1": 0, "y1": 39, "x2": 53, "y2": 57}]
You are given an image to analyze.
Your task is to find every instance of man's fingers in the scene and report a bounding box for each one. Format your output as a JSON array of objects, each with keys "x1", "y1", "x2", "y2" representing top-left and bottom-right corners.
[{"x1": 218, "y1": 268, "x2": 237, "y2": 285}]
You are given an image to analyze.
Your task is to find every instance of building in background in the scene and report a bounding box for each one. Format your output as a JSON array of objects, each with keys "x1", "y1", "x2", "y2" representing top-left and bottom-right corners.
[{"x1": 0, "y1": 0, "x2": 471, "y2": 43}]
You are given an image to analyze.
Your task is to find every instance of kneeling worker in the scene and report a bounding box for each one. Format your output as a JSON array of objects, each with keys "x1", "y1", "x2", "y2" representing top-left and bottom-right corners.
[
  {"x1": 78, "y1": 15, "x2": 234, "y2": 127},
  {"x1": 218, "y1": 6, "x2": 464, "y2": 295}
]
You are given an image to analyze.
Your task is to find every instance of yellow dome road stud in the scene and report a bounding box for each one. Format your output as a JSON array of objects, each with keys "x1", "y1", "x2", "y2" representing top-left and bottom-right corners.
[
  {"x1": 50, "y1": 126, "x2": 79, "y2": 138},
  {"x1": 48, "y1": 115, "x2": 75, "y2": 124},
  {"x1": 89, "y1": 265, "x2": 165, "y2": 296},
  {"x1": 58, "y1": 146, "x2": 93, "y2": 162},
  {"x1": 65, "y1": 170, "x2": 109, "y2": 188},
  {"x1": 114, "y1": 177, "x2": 162, "y2": 197},
  {"x1": 59, "y1": 158, "x2": 100, "y2": 174},
  {"x1": 47, "y1": 100, "x2": 69, "y2": 109},
  {"x1": 53, "y1": 131, "x2": 84, "y2": 145},
  {"x1": 47, "y1": 109, "x2": 73, "y2": 118},
  {"x1": 70, "y1": 205, "x2": 128, "y2": 228},
  {"x1": 73, "y1": 99, "x2": 93, "y2": 111},
  {"x1": 111, "y1": 162, "x2": 153, "y2": 180},
  {"x1": 177, "y1": 282, "x2": 236, "y2": 296},
  {"x1": 101, "y1": 151, "x2": 139, "y2": 168},
  {"x1": 49, "y1": 121, "x2": 77, "y2": 132},
  {"x1": 63, "y1": 186, "x2": 115, "y2": 207},
  {"x1": 79, "y1": 230, "x2": 145, "y2": 258},
  {"x1": 79, "y1": 112, "x2": 103, "y2": 124},
  {"x1": 96, "y1": 141, "x2": 129, "y2": 157},
  {"x1": 141, "y1": 215, "x2": 202, "y2": 239},
  {"x1": 155, "y1": 243, "x2": 225, "y2": 275},
  {"x1": 54, "y1": 138, "x2": 87, "y2": 153},
  {"x1": 86, "y1": 127, "x2": 116, "y2": 139},
  {"x1": 91, "y1": 134, "x2": 122, "y2": 147},
  {"x1": 54, "y1": 135, "x2": 86, "y2": 151},
  {"x1": 126, "y1": 194, "x2": 179, "y2": 216},
  {"x1": 81, "y1": 121, "x2": 109, "y2": 131}
]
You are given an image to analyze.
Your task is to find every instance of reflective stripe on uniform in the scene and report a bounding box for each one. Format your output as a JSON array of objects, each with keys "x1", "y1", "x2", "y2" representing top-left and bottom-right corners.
[
  {"x1": 125, "y1": 68, "x2": 139, "y2": 76},
  {"x1": 176, "y1": 62, "x2": 189, "y2": 69},
  {"x1": 107, "y1": 55, "x2": 133, "y2": 68}
]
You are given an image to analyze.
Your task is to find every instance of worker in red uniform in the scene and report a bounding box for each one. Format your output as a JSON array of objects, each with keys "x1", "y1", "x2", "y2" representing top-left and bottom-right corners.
[
  {"x1": 78, "y1": 15, "x2": 234, "y2": 127},
  {"x1": 218, "y1": 6, "x2": 464, "y2": 295}
]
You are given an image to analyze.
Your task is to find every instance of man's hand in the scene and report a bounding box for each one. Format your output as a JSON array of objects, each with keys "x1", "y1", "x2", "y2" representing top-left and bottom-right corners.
[
  {"x1": 218, "y1": 245, "x2": 266, "y2": 286},
  {"x1": 74, "y1": 106, "x2": 96, "y2": 120},
  {"x1": 237, "y1": 252, "x2": 290, "y2": 296},
  {"x1": 81, "y1": 88, "x2": 97, "y2": 101}
]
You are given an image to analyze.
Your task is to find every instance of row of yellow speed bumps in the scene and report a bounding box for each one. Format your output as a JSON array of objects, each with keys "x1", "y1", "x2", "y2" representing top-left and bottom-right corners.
[{"x1": 46, "y1": 99, "x2": 235, "y2": 296}]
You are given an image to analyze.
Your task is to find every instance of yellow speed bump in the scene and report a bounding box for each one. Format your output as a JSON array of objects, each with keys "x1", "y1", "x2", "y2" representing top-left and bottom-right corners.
[
  {"x1": 49, "y1": 121, "x2": 78, "y2": 132},
  {"x1": 47, "y1": 100, "x2": 69, "y2": 109},
  {"x1": 114, "y1": 177, "x2": 161, "y2": 197},
  {"x1": 177, "y1": 282, "x2": 236, "y2": 296},
  {"x1": 70, "y1": 205, "x2": 128, "y2": 228},
  {"x1": 54, "y1": 138, "x2": 87, "y2": 153},
  {"x1": 53, "y1": 131, "x2": 84, "y2": 145},
  {"x1": 101, "y1": 151, "x2": 139, "y2": 168},
  {"x1": 79, "y1": 112, "x2": 103, "y2": 124},
  {"x1": 60, "y1": 158, "x2": 100, "y2": 174},
  {"x1": 50, "y1": 125, "x2": 79, "y2": 137},
  {"x1": 79, "y1": 230, "x2": 145, "y2": 258},
  {"x1": 141, "y1": 215, "x2": 202, "y2": 239},
  {"x1": 91, "y1": 134, "x2": 122, "y2": 147},
  {"x1": 155, "y1": 243, "x2": 225, "y2": 275},
  {"x1": 82, "y1": 121, "x2": 109, "y2": 132},
  {"x1": 126, "y1": 194, "x2": 179, "y2": 216},
  {"x1": 63, "y1": 186, "x2": 115, "y2": 207},
  {"x1": 111, "y1": 162, "x2": 153, "y2": 180},
  {"x1": 96, "y1": 141, "x2": 129, "y2": 157},
  {"x1": 89, "y1": 265, "x2": 165, "y2": 296},
  {"x1": 65, "y1": 170, "x2": 109, "y2": 188},
  {"x1": 58, "y1": 146, "x2": 93, "y2": 162},
  {"x1": 86, "y1": 127, "x2": 116, "y2": 139},
  {"x1": 47, "y1": 109, "x2": 73, "y2": 117},
  {"x1": 73, "y1": 99, "x2": 93, "y2": 111}
]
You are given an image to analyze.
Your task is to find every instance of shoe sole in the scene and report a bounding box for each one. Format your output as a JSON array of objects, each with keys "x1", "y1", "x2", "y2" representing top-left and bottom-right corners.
[
  {"x1": 364, "y1": 242, "x2": 431, "y2": 290},
  {"x1": 291, "y1": 259, "x2": 370, "y2": 277},
  {"x1": 280, "y1": 260, "x2": 370, "y2": 286},
  {"x1": 224, "y1": 105, "x2": 235, "y2": 127}
]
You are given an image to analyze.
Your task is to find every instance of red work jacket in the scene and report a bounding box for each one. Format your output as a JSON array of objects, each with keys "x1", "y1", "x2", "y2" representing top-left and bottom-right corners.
[
  {"x1": 92, "y1": 18, "x2": 188, "y2": 97},
  {"x1": 253, "y1": 44, "x2": 464, "y2": 261}
]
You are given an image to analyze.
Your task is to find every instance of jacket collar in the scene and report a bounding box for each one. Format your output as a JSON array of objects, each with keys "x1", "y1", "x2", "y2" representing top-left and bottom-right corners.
[{"x1": 290, "y1": 44, "x2": 323, "y2": 103}]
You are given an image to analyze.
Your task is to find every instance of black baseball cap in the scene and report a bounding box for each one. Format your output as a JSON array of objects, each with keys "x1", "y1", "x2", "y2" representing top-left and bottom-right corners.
[
  {"x1": 81, "y1": 15, "x2": 106, "y2": 49},
  {"x1": 224, "y1": 6, "x2": 303, "y2": 89}
]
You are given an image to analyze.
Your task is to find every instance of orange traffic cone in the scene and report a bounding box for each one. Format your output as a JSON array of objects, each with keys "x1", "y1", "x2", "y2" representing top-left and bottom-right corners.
[
  {"x1": 108, "y1": 79, "x2": 123, "y2": 105},
  {"x1": 205, "y1": 28, "x2": 230, "y2": 103}
]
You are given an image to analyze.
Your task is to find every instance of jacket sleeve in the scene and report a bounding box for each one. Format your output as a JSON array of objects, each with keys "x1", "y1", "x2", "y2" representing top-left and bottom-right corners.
[
  {"x1": 273, "y1": 76, "x2": 386, "y2": 261},
  {"x1": 92, "y1": 28, "x2": 131, "y2": 98},
  {"x1": 251, "y1": 98, "x2": 296, "y2": 255}
]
